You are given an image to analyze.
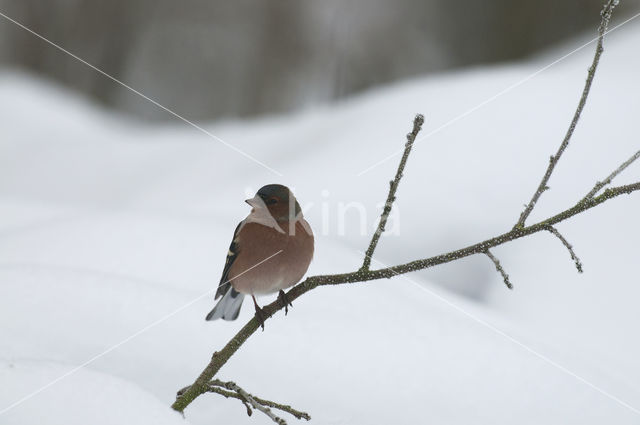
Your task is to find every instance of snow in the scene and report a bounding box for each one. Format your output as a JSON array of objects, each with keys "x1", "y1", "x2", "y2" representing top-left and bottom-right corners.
[
  {"x1": 0, "y1": 361, "x2": 187, "y2": 425},
  {"x1": 1, "y1": 19, "x2": 640, "y2": 425}
]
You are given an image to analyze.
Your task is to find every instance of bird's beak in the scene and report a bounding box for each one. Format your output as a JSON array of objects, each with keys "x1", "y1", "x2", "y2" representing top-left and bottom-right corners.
[{"x1": 245, "y1": 195, "x2": 261, "y2": 208}]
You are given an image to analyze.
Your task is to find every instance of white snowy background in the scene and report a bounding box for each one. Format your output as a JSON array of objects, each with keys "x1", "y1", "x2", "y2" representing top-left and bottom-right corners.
[{"x1": 1, "y1": 16, "x2": 640, "y2": 425}]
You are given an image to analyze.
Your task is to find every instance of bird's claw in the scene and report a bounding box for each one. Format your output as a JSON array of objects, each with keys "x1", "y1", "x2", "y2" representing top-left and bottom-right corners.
[
  {"x1": 278, "y1": 290, "x2": 293, "y2": 315},
  {"x1": 253, "y1": 305, "x2": 269, "y2": 331}
]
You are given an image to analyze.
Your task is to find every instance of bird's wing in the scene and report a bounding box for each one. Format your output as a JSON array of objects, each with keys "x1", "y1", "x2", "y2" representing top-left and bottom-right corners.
[{"x1": 215, "y1": 221, "x2": 242, "y2": 299}]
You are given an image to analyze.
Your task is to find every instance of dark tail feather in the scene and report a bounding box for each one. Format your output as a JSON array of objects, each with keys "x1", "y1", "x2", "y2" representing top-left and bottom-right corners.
[{"x1": 205, "y1": 288, "x2": 244, "y2": 321}]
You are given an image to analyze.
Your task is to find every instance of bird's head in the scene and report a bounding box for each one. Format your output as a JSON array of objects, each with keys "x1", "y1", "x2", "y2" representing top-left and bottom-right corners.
[{"x1": 245, "y1": 184, "x2": 302, "y2": 222}]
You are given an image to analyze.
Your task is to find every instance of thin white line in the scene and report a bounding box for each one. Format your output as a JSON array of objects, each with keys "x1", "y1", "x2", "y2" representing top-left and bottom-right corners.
[
  {"x1": 0, "y1": 11, "x2": 283, "y2": 177},
  {"x1": 0, "y1": 249, "x2": 283, "y2": 415},
  {"x1": 364, "y1": 253, "x2": 640, "y2": 416},
  {"x1": 357, "y1": 11, "x2": 640, "y2": 177}
]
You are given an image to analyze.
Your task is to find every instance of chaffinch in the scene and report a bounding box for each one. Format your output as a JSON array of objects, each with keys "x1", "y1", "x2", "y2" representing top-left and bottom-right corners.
[{"x1": 205, "y1": 184, "x2": 314, "y2": 328}]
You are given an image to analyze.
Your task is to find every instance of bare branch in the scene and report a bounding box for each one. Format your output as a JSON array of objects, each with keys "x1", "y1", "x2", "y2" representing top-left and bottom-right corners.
[
  {"x1": 223, "y1": 382, "x2": 286, "y2": 425},
  {"x1": 546, "y1": 226, "x2": 583, "y2": 273},
  {"x1": 172, "y1": 181, "x2": 640, "y2": 413},
  {"x1": 171, "y1": 3, "x2": 634, "y2": 417},
  {"x1": 583, "y1": 149, "x2": 640, "y2": 200},
  {"x1": 484, "y1": 250, "x2": 513, "y2": 289},
  {"x1": 361, "y1": 114, "x2": 424, "y2": 271},
  {"x1": 177, "y1": 380, "x2": 311, "y2": 424},
  {"x1": 207, "y1": 385, "x2": 254, "y2": 416},
  {"x1": 555, "y1": 146, "x2": 640, "y2": 272},
  {"x1": 514, "y1": 0, "x2": 618, "y2": 229},
  {"x1": 211, "y1": 381, "x2": 311, "y2": 422}
]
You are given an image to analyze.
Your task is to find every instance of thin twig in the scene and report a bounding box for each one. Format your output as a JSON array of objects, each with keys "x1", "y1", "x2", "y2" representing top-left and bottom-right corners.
[
  {"x1": 484, "y1": 250, "x2": 513, "y2": 289},
  {"x1": 177, "y1": 380, "x2": 311, "y2": 423},
  {"x1": 361, "y1": 114, "x2": 424, "y2": 271},
  {"x1": 246, "y1": 395, "x2": 310, "y2": 421},
  {"x1": 224, "y1": 381, "x2": 287, "y2": 425},
  {"x1": 583, "y1": 149, "x2": 640, "y2": 200},
  {"x1": 514, "y1": 0, "x2": 618, "y2": 229},
  {"x1": 210, "y1": 380, "x2": 311, "y2": 421},
  {"x1": 546, "y1": 226, "x2": 583, "y2": 273},
  {"x1": 208, "y1": 386, "x2": 254, "y2": 416},
  {"x1": 179, "y1": 383, "x2": 255, "y2": 416}
]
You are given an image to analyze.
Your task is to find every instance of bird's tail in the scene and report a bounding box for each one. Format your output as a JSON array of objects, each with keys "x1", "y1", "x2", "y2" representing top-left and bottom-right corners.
[{"x1": 205, "y1": 287, "x2": 244, "y2": 321}]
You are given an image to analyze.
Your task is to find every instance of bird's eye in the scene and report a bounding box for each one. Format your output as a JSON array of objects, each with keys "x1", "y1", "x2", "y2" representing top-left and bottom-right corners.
[{"x1": 266, "y1": 198, "x2": 278, "y2": 205}]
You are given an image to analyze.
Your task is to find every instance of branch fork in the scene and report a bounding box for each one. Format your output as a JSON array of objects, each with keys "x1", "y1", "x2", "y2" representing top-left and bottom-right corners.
[
  {"x1": 177, "y1": 380, "x2": 310, "y2": 425},
  {"x1": 172, "y1": 1, "x2": 639, "y2": 420}
]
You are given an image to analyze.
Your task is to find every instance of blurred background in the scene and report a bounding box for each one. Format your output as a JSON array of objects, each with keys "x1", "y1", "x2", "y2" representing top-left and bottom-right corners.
[
  {"x1": 2, "y1": 2, "x2": 640, "y2": 424},
  {"x1": 0, "y1": 0, "x2": 610, "y2": 121}
]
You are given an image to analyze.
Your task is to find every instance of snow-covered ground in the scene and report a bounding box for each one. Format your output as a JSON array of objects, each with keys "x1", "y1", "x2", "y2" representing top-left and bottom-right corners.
[{"x1": 1, "y1": 17, "x2": 640, "y2": 425}]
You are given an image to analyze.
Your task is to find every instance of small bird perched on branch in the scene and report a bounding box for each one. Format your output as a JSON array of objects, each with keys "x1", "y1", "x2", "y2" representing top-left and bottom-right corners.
[{"x1": 206, "y1": 184, "x2": 314, "y2": 328}]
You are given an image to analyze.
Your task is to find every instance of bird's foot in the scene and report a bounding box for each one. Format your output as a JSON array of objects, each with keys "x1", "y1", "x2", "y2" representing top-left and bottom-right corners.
[
  {"x1": 251, "y1": 295, "x2": 269, "y2": 331},
  {"x1": 254, "y1": 306, "x2": 269, "y2": 331},
  {"x1": 278, "y1": 290, "x2": 293, "y2": 315}
]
